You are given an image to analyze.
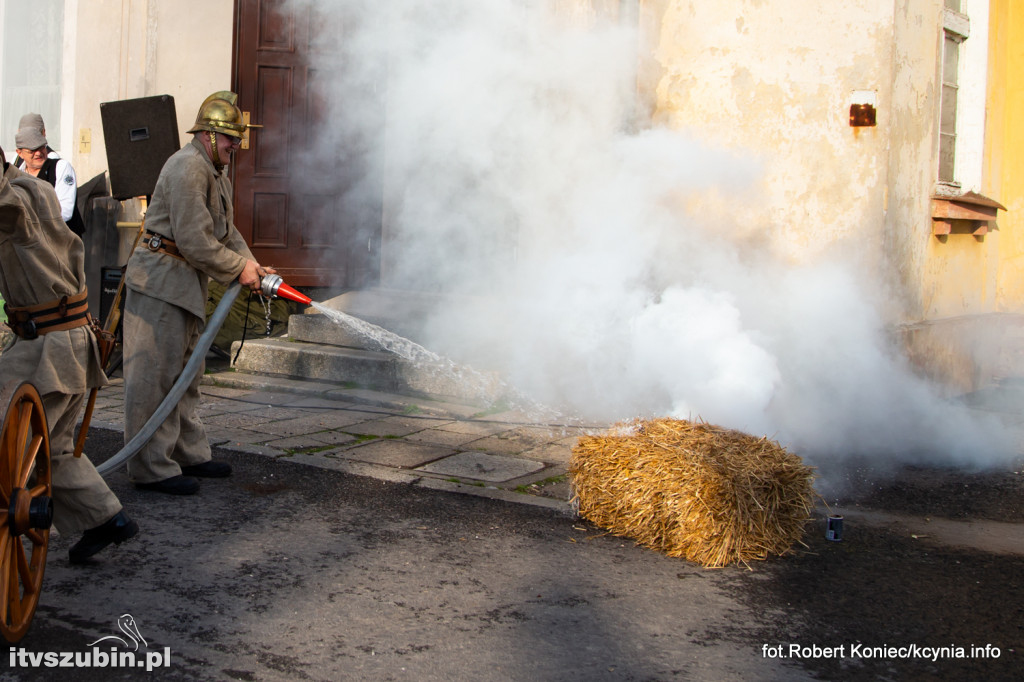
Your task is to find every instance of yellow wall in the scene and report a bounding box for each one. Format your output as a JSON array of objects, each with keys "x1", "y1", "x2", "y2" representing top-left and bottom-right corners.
[{"x1": 990, "y1": 0, "x2": 1024, "y2": 312}]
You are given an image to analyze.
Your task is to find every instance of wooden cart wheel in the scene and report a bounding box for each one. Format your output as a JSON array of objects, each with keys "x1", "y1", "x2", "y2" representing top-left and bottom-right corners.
[{"x1": 0, "y1": 381, "x2": 52, "y2": 643}]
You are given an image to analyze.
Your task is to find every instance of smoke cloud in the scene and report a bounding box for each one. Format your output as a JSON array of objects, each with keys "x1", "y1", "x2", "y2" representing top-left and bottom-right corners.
[{"x1": 296, "y1": 0, "x2": 1018, "y2": 487}]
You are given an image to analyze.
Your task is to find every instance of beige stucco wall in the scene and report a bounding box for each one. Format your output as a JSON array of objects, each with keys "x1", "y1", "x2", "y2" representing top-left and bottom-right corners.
[
  {"x1": 647, "y1": 0, "x2": 895, "y2": 271},
  {"x1": 642, "y1": 0, "x2": 1014, "y2": 327},
  {"x1": 68, "y1": 0, "x2": 234, "y2": 182}
]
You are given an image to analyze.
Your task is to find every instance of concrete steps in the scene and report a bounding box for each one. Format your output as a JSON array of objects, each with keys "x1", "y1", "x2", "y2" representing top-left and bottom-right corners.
[{"x1": 229, "y1": 289, "x2": 501, "y2": 405}]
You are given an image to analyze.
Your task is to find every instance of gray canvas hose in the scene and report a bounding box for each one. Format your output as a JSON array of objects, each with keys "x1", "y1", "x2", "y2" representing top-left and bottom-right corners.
[{"x1": 96, "y1": 280, "x2": 243, "y2": 475}]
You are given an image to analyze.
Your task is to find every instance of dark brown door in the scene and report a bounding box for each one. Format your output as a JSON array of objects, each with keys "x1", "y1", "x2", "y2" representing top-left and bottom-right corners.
[{"x1": 231, "y1": 0, "x2": 381, "y2": 288}]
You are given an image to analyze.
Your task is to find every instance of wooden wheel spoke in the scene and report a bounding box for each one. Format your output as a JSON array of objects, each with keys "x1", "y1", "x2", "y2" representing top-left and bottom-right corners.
[
  {"x1": 28, "y1": 483, "x2": 48, "y2": 498},
  {"x1": 17, "y1": 435, "x2": 44, "y2": 489},
  {"x1": 3, "y1": 402, "x2": 33, "y2": 494},
  {"x1": 0, "y1": 422, "x2": 15, "y2": 501},
  {"x1": 6, "y1": 541, "x2": 21, "y2": 625},
  {"x1": 16, "y1": 540, "x2": 40, "y2": 598},
  {"x1": 15, "y1": 402, "x2": 33, "y2": 461},
  {"x1": 14, "y1": 540, "x2": 31, "y2": 593},
  {"x1": 0, "y1": 534, "x2": 10, "y2": 625},
  {"x1": 25, "y1": 529, "x2": 46, "y2": 547}
]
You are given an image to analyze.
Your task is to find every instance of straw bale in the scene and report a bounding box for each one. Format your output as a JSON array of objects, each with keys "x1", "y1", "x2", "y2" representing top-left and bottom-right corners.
[{"x1": 570, "y1": 418, "x2": 814, "y2": 568}]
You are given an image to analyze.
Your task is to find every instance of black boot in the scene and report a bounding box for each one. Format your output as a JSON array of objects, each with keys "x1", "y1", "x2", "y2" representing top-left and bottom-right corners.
[
  {"x1": 181, "y1": 461, "x2": 232, "y2": 478},
  {"x1": 69, "y1": 511, "x2": 139, "y2": 564},
  {"x1": 135, "y1": 475, "x2": 200, "y2": 495}
]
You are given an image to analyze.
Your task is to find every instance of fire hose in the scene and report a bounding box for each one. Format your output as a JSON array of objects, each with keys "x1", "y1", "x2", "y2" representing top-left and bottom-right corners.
[{"x1": 94, "y1": 274, "x2": 311, "y2": 476}]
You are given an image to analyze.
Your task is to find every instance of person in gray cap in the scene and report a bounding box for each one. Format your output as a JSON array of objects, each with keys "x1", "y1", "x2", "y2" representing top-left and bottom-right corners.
[
  {"x1": 12, "y1": 113, "x2": 48, "y2": 167},
  {"x1": 0, "y1": 144, "x2": 139, "y2": 563},
  {"x1": 14, "y1": 120, "x2": 85, "y2": 236}
]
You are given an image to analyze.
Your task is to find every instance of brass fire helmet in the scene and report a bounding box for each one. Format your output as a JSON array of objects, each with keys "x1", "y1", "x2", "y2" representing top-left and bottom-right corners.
[{"x1": 187, "y1": 91, "x2": 251, "y2": 138}]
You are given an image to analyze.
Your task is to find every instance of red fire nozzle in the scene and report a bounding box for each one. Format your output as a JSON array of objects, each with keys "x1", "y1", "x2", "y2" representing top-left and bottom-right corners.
[{"x1": 259, "y1": 273, "x2": 312, "y2": 305}]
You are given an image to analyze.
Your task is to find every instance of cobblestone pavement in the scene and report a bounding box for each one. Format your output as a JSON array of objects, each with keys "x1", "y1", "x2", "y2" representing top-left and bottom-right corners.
[{"x1": 85, "y1": 368, "x2": 606, "y2": 510}]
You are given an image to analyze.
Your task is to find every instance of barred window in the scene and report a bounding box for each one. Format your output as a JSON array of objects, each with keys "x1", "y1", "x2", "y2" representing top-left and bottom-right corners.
[{"x1": 938, "y1": 2, "x2": 970, "y2": 185}]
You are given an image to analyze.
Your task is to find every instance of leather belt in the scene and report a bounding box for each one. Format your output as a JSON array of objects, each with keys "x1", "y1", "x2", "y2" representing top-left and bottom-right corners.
[
  {"x1": 4, "y1": 289, "x2": 90, "y2": 340},
  {"x1": 144, "y1": 230, "x2": 185, "y2": 261}
]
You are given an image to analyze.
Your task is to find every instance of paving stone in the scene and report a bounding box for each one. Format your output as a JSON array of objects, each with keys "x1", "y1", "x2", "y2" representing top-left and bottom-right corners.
[
  {"x1": 218, "y1": 442, "x2": 286, "y2": 457},
  {"x1": 415, "y1": 451, "x2": 545, "y2": 483},
  {"x1": 88, "y1": 419, "x2": 123, "y2": 432},
  {"x1": 403, "y1": 429, "x2": 487, "y2": 448},
  {"x1": 200, "y1": 385, "x2": 259, "y2": 400},
  {"x1": 92, "y1": 395, "x2": 123, "y2": 410},
  {"x1": 237, "y1": 406, "x2": 312, "y2": 422},
  {"x1": 517, "y1": 442, "x2": 574, "y2": 464},
  {"x1": 434, "y1": 421, "x2": 513, "y2": 437},
  {"x1": 475, "y1": 409, "x2": 537, "y2": 424},
  {"x1": 261, "y1": 436, "x2": 336, "y2": 452},
  {"x1": 460, "y1": 427, "x2": 556, "y2": 455},
  {"x1": 337, "y1": 440, "x2": 455, "y2": 468},
  {"x1": 278, "y1": 410, "x2": 390, "y2": 430},
  {"x1": 282, "y1": 452, "x2": 356, "y2": 472},
  {"x1": 282, "y1": 396, "x2": 376, "y2": 410},
  {"x1": 207, "y1": 427, "x2": 276, "y2": 446},
  {"x1": 343, "y1": 416, "x2": 435, "y2": 437},
  {"x1": 307, "y1": 430, "x2": 360, "y2": 446},
  {"x1": 90, "y1": 410, "x2": 124, "y2": 426},
  {"x1": 197, "y1": 399, "x2": 272, "y2": 417},
  {"x1": 225, "y1": 389, "x2": 309, "y2": 405},
  {"x1": 201, "y1": 411, "x2": 284, "y2": 429},
  {"x1": 250, "y1": 413, "x2": 355, "y2": 438}
]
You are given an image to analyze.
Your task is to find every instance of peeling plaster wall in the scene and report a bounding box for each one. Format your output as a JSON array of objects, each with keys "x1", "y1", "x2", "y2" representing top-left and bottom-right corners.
[
  {"x1": 885, "y1": 0, "x2": 945, "y2": 321},
  {"x1": 644, "y1": 0, "x2": 1015, "y2": 328},
  {"x1": 648, "y1": 0, "x2": 895, "y2": 277},
  {"x1": 67, "y1": 0, "x2": 233, "y2": 182}
]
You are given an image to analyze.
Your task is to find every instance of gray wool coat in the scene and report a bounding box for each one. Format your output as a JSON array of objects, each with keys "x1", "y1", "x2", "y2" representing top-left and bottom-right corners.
[
  {"x1": 0, "y1": 163, "x2": 105, "y2": 395},
  {"x1": 124, "y1": 136, "x2": 254, "y2": 319}
]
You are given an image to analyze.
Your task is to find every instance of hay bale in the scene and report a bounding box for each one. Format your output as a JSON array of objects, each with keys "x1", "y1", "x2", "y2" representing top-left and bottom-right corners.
[{"x1": 570, "y1": 418, "x2": 815, "y2": 568}]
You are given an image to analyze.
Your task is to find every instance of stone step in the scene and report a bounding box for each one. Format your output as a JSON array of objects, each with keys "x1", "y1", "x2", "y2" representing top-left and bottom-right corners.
[
  {"x1": 229, "y1": 336, "x2": 500, "y2": 405},
  {"x1": 289, "y1": 312, "x2": 366, "y2": 349},
  {"x1": 288, "y1": 311, "x2": 372, "y2": 348}
]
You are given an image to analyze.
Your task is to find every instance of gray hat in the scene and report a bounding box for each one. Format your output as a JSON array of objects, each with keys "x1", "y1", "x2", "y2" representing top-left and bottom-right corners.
[
  {"x1": 18, "y1": 112, "x2": 45, "y2": 132},
  {"x1": 15, "y1": 126, "x2": 47, "y2": 151}
]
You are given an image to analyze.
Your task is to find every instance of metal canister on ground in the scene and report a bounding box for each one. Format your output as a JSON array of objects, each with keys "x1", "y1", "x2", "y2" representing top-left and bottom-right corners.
[{"x1": 826, "y1": 515, "x2": 843, "y2": 541}]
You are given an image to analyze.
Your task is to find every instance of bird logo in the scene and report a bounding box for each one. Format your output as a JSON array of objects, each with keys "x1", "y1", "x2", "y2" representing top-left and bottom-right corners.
[{"x1": 87, "y1": 614, "x2": 148, "y2": 651}]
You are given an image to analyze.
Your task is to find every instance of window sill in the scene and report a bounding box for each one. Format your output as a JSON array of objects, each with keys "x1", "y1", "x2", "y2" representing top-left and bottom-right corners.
[{"x1": 931, "y1": 191, "x2": 1006, "y2": 238}]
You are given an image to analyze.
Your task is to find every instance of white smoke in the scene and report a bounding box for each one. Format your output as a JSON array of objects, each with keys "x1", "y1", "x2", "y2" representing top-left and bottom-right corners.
[{"x1": 296, "y1": 0, "x2": 1018, "y2": 483}]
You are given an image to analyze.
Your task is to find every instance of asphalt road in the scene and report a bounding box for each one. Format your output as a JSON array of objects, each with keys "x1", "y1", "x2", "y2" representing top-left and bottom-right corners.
[{"x1": 1, "y1": 428, "x2": 1020, "y2": 681}]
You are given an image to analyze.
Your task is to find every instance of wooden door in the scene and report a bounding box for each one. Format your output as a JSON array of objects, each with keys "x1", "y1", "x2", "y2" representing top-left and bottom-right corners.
[{"x1": 231, "y1": 0, "x2": 382, "y2": 288}]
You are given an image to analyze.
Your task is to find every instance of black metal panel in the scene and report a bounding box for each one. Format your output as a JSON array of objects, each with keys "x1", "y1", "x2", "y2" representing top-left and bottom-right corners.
[{"x1": 100, "y1": 95, "x2": 180, "y2": 200}]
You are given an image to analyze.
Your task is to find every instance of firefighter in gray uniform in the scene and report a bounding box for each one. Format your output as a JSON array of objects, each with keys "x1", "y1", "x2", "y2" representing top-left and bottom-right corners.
[
  {"x1": 0, "y1": 148, "x2": 138, "y2": 563},
  {"x1": 122, "y1": 91, "x2": 271, "y2": 495}
]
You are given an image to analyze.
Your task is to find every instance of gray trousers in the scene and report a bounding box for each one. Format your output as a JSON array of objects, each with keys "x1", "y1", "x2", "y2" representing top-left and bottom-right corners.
[
  {"x1": 123, "y1": 289, "x2": 212, "y2": 484},
  {"x1": 45, "y1": 391, "x2": 122, "y2": 534}
]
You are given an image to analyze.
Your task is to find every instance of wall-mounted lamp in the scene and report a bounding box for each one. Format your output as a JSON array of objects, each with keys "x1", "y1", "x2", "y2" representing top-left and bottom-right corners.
[{"x1": 849, "y1": 90, "x2": 877, "y2": 127}]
